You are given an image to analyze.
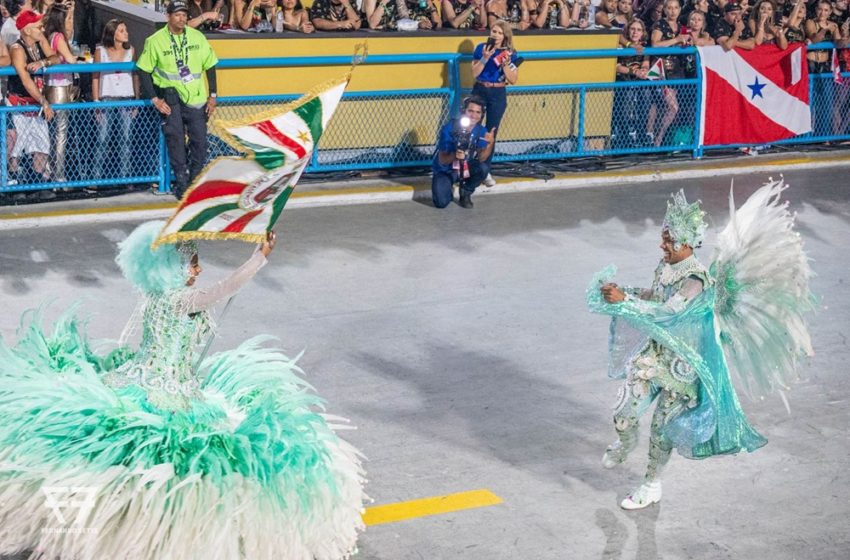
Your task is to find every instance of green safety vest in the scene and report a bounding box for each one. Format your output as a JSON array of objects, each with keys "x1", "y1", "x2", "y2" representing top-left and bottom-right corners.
[{"x1": 137, "y1": 26, "x2": 218, "y2": 108}]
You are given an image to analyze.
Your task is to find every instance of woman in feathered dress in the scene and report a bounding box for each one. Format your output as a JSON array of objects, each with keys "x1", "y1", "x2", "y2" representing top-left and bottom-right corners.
[{"x1": 0, "y1": 221, "x2": 365, "y2": 560}]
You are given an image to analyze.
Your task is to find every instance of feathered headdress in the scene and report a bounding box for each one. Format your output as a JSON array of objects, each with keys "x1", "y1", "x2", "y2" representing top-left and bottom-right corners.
[
  {"x1": 116, "y1": 221, "x2": 197, "y2": 294},
  {"x1": 662, "y1": 189, "x2": 707, "y2": 249}
]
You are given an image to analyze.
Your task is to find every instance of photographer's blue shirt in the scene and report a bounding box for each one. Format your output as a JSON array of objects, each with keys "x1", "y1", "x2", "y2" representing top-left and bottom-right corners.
[
  {"x1": 473, "y1": 43, "x2": 518, "y2": 83},
  {"x1": 433, "y1": 120, "x2": 489, "y2": 173}
]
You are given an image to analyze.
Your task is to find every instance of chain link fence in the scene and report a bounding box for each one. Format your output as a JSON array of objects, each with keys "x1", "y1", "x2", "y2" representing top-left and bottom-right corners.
[
  {"x1": 1, "y1": 100, "x2": 161, "y2": 194},
  {"x1": 482, "y1": 77, "x2": 700, "y2": 162}
]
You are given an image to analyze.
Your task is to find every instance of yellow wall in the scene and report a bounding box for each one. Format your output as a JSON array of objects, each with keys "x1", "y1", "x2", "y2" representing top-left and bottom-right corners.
[{"x1": 210, "y1": 33, "x2": 618, "y2": 94}]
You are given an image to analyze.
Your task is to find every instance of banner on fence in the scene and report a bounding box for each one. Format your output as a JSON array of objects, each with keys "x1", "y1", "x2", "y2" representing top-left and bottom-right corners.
[
  {"x1": 698, "y1": 44, "x2": 811, "y2": 146},
  {"x1": 154, "y1": 75, "x2": 349, "y2": 247}
]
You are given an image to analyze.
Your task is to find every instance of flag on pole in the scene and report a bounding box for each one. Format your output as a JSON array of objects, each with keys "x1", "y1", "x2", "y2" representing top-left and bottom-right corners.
[
  {"x1": 647, "y1": 58, "x2": 666, "y2": 81},
  {"x1": 153, "y1": 75, "x2": 350, "y2": 248},
  {"x1": 698, "y1": 44, "x2": 811, "y2": 146}
]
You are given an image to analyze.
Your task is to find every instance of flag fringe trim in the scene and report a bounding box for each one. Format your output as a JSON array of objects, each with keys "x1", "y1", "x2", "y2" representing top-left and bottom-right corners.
[
  {"x1": 155, "y1": 230, "x2": 267, "y2": 247},
  {"x1": 209, "y1": 73, "x2": 352, "y2": 158}
]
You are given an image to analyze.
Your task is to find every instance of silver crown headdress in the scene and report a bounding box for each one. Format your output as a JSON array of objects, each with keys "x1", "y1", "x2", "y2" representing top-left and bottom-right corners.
[{"x1": 662, "y1": 189, "x2": 707, "y2": 249}]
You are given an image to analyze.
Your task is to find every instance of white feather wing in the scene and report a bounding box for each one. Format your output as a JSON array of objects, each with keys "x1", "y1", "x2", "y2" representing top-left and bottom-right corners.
[{"x1": 713, "y1": 178, "x2": 815, "y2": 401}]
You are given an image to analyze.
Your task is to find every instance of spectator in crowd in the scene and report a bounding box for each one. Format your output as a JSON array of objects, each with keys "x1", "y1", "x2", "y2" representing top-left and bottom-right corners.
[
  {"x1": 1, "y1": 1, "x2": 23, "y2": 185},
  {"x1": 91, "y1": 18, "x2": 139, "y2": 188},
  {"x1": 713, "y1": 3, "x2": 755, "y2": 50},
  {"x1": 533, "y1": 0, "x2": 574, "y2": 28},
  {"x1": 7, "y1": 9, "x2": 58, "y2": 196},
  {"x1": 596, "y1": 0, "x2": 626, "y2": 28},
  {"x1": 0, "y1": 37, "x2": 11, "y2": 194},
  {"x1": 832, "y1": 0, "x2": 849, "y2": 24},
  {"x1": 686, "y1": 9, "x2": 715, "y2": 43},
  {"x1": 42, "y1": 2, "x2": 75, "y2": 184},
  {"x1": 805, "y1": 0, "x2": 840, "y2": 71},
  {"x1": 35, "y1": 0, "x2": 74, "y2": 38},
  {"x1": 637, "y1": 0, "x2": 665, "y2": 30},
  {"x1": 137, "y1": 0, "x2": 218, "y2": 200},
  {"x1": 682, "y1": 9, "x2": 714, "y2": 78},
  {"x1": 650, "y1": 0, "x2": 686, "y2": 146},
  {"x1": 805, "y1": 1, "x2": 842, "y2": 136},
  {"x1": 681, "y1": 0, "x2": 715, "y2": 34},
  {"x1": 364, "y1": 0, "x2": 441, "y2": 30},
  {"x1": 431, "y1": 95, "x2": 495, "y2": 209},
  {"x1": 310, "y1": 0, "x2": 362, "y2": 31},
  {"x1": 784, "y1": 0, "x2": 807, "y2": 42},
  {"x1": 750, "y1": 0, "x2": 788, "y2": 46},
  {"x1": 486, "y1": 0, "x2": 534, "y2": 30},
  {"x1": 612, "y1": 18, "x2": 652, "y2": 148},
  {"x1": 834, "y1": 17, "x2": 850, "y2": 134},
  {"x1": 187, "y1": 0, "x2": 224, "y2": 30},
  {"x1": 236, "y1": 0, "x2": 277, "y2": 31},
  {"x1": 442, "y1": 0, "x2": 487, "y2": 29},
  {"x1": 471, "y1": 19, "x2": 518, "y2": 187},
  {"x1": 278, "y1": 0, "x2": 315, "y2": 32},
  {"x1": 2, "y1": 0, "x2": 32, "y2": 46},
  {"x1": 610, "y1": 0, "x2": 634, "y2": 29}
]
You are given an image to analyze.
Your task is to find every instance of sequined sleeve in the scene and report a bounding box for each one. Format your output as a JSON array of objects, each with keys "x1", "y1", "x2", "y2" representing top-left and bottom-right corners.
[
  {"x1": 186, "y1": 249, "x2": 268, "y2": 313},
  {"x1": 625, "y1": 276, "x2": 705, "y2": 316}
]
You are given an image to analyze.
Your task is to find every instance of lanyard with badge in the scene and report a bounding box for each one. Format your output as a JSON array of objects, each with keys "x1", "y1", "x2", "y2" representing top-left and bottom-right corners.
[{"x1": 169, "y1": 30, "x2": 194, "y2": 84}]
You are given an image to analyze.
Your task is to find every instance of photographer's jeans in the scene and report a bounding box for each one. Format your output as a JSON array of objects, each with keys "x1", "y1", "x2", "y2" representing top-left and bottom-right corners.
[{"x1": 431, "y1": 160, "x2": 490, "y2": 209}]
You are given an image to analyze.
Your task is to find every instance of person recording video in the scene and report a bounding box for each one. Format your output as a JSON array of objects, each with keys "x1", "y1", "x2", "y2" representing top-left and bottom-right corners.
[
  {"x1": 471, "y1": 20, "x2": 520, "y2": 188},
  {"x1": 431, "y1": 96, "x2": 495, "y2": 209}
]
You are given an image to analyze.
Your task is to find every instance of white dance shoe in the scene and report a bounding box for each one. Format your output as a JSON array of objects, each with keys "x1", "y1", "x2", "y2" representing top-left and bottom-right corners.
[{"x1": 620, "y1": 481, "x2": 662, "y2": 510}]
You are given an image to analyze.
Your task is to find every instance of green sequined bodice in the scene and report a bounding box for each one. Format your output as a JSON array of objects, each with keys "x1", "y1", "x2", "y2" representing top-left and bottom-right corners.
[{"x1": 105, "y1": 290, "x2": 211, "y2": 410}]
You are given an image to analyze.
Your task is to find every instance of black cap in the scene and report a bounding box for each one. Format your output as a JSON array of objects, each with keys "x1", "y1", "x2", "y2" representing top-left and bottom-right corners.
[
  {"x1": 167, "y1": 0, "x2": 189, "y2": 14},
  {"x1": 724, "y1": 2, "x2": 742, "y2": 12}
]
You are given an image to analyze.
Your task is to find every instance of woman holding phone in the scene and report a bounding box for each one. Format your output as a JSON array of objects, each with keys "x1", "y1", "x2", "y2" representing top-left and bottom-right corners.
[
  {"x1": 471, "y1": 20, "x2": 519, "y2": 186},
  {"x1": 749, "y1": 0, "x2": 787, "y2": 48}
]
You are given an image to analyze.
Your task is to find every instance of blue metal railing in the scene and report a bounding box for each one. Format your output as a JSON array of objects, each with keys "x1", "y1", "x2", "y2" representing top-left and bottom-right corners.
[{"x1": 0, "y1": 44, "x2": 845, "y2": 195}]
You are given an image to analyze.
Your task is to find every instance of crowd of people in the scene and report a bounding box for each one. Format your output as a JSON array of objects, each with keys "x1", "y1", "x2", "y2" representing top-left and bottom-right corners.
[
  {"x1": 157, "y1": 0, "x2": 850, "y2": 35},
  {"x1": 612, "y1": 0, "x2": 850, "y2": 147},
  {"x1": 1, "y1": 0, "x2": 140, "y2": 197},
  {"x1": 175, "y1": 0, "x2": 628, "y2": 33}
]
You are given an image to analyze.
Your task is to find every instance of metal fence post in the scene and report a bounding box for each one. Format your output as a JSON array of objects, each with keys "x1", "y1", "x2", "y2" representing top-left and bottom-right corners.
[
  {"x1": 809, "y1": 71, "x2": 816, "y2": 140},
  {"x1": 0, "y1": 109, "x2": 7, "y2": 190},
  {"x1": 158, "y1": 122, "x2": 170, "y2": 194},
  {"x1": 693, "y1": 48, "x2": 704, "y2": 159},
  {"x1": 447, "y1": 55, "x2": 462, "y2": 118},
  {"x1": 577, "y1": 86, "x2": 587, "y2": 155}
]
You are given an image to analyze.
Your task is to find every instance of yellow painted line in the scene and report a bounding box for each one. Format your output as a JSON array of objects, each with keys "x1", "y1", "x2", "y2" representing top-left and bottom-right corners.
[
  {"x1": 0, "y1": 201, "x2": 177, "y2": 220},
  {"x1": 362, "y1": 489, "x2": 503, "y2": 526}
]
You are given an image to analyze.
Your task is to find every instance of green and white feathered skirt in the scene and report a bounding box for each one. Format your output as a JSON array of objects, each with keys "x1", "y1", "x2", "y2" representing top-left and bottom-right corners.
[{"x1": 0, "y1": 310, "x2": 365, "y2": 560}]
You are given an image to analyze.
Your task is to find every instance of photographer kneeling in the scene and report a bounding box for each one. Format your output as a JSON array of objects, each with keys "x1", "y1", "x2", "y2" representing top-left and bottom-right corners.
[{"x1": 431, "y1": 96, "x2": 495, "y2": 209}]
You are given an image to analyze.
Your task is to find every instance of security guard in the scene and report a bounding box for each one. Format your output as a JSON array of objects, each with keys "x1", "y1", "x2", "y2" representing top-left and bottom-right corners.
[{"x1": 137, "y1": 0, "x2": 218, "y2": 199}]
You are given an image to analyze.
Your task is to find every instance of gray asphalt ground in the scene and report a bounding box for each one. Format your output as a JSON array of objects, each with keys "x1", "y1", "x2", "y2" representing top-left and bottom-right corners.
[{"x1": 1, "y1": 168, "x2": 847, "y2": 560}]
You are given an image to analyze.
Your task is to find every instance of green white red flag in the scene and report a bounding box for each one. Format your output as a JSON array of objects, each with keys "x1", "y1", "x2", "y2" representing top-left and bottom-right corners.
[
  {"x1": 153, "y1": 75, "x2": 349, "y2": 247},
  {"x1": 647, "y1": 58, "x2": 665, "y2": 81}
]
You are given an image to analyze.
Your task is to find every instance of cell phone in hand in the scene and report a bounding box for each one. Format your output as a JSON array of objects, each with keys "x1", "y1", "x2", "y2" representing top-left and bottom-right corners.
[{"x1": 486, "y1": 37, "x2": 496, "y2": 49}]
